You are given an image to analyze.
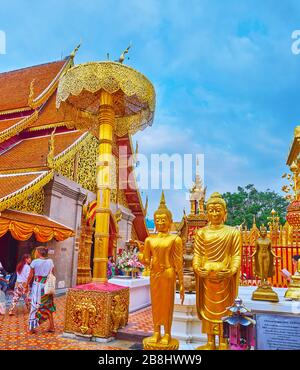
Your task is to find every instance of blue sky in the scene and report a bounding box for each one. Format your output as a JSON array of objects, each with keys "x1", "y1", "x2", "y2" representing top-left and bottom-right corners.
[{"x1": 0, "y1": 0, "x2": 300, "y2": 220}]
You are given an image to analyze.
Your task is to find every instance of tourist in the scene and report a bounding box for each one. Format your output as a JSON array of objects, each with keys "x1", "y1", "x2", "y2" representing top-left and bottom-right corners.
[
  {"x1": 8, "y1": 254, "x2": 32, "y2": 316},
  {"x1": 26, "y1": 246, "x2": 56, "y2": 334},
  {"x1": 281, "y1": 255, "x2": 300, "y2": 282},
  {"x1": 107, "y1": 256, "x2": 115, "y2": 279},
  {"x1": 0, "y1": 261, "x2": 8, "y2": 293}
]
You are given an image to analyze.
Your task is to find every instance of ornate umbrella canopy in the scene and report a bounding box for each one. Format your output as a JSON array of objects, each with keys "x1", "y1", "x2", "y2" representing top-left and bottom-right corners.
[{"x1": 56, "y1": 61, "x2": 156, "y2": 137}]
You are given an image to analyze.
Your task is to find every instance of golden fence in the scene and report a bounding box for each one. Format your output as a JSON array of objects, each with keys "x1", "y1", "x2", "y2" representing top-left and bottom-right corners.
[{"x1": 240, "y1": 223, "x2": 300, "y2": 287}]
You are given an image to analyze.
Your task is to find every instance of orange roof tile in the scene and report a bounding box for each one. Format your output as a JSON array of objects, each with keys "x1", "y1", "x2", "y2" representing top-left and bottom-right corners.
[
  {"x1": 0, "y1": 209, "x2": 73, "y2": 231},
  {"x1": 27, "y1": 93, "x2": 70, "y2": 129},
  {"x1": 0, "y1": 118, "x2": 21, "y2": 133},
  {"x1": 0, "y1": 131, "x2": 84, "y2": 172},
  {"x1": 0, "y1": 173, "x2": 40, "y2": 199},
  {"x1": 0, "y1": 60, "x2": 66, "y2": 112}
]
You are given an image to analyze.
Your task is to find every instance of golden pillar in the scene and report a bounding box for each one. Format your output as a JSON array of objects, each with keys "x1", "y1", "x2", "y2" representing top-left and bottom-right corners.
[{"x1": 93, "y1": 91, "x2": 114, "y2": 283}]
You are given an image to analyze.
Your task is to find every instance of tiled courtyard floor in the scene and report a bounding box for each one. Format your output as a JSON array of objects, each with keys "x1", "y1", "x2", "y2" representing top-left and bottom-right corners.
[{"x1": 0, "y1": 294, "x2": 153, "y2": 350}]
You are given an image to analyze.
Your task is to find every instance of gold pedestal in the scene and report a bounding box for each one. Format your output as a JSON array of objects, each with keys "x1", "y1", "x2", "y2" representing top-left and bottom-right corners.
[
  {"x1": 143, "y1": 337, "x2": 179, "y2": 350},
  {"x1": 64, "y1": 283, "x2": 129, "y2": 339},
  {"x1": 252, "y1": 284, "x2": 279, "y2": 302},
  {"x1": 284, "y1": 275, "x2": 300, "y2": 300}
]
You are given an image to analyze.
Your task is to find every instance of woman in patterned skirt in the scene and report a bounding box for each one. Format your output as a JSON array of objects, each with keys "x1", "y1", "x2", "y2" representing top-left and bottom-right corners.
[
  {"x1": 8, "y1": 254, "x2": 31, "y2": 315},
  {"x1": 26, "y1": 246, "x2": 56, "y2": 334}
]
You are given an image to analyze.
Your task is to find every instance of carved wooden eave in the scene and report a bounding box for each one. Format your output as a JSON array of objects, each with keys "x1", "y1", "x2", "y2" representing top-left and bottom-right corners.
[{"x1": 0, "y1": 110, "x2": 39, "y2": 144}]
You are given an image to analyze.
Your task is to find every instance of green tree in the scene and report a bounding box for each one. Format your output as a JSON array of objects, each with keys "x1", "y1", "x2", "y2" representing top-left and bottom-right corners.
[{"x1": 222, "y1": 184, "x2": 288, "y2": 228}]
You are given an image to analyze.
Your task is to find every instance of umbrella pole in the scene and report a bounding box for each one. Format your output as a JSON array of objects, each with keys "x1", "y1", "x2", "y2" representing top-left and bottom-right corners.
[{"x1": 92, "y1": 90, "x2": 115, "y2": 283}]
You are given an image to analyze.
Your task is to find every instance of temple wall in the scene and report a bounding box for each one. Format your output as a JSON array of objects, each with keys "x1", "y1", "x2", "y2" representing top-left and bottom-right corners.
[{"x1": 43, "y1": 173, "x2": 94, "y2": 291}]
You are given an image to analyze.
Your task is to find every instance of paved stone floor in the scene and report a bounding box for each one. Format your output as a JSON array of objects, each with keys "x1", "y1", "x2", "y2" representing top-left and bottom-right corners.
[{"x1": 0, "y1": 294, "x2": 153, "y2": 350}]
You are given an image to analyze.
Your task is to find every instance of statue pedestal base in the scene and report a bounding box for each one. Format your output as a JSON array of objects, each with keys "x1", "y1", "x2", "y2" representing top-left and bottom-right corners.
[
  {"x1": 284, "y1": 276, "x2": 300, "y2": 300},
  {"x1": 172, "y1": 293, "x2": 206, "y2": 347},
  {"x1": 63, "y1": 282, "x2": 129, "y2": 339},
  {"x1": 109, "y1": 276, "x2": 150, "y2": 312},
  {"x1": 240, "y1": 286, "x2": 300, "y2": 350},
  {"x1": 143, "y1": 337, "x2": 179, "y2": 350},
  {"x1": 251, "y1": 284, "x2": 279, "y2": 302}
]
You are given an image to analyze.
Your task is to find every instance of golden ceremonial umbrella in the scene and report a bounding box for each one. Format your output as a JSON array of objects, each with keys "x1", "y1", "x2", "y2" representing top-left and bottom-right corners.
[{"x1": 56, "y1": 61, "x2": 155, "y2": 283}]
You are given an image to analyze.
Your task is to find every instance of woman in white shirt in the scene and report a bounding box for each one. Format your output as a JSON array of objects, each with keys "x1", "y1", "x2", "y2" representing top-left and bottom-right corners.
[
  {"x1": 8, "y1": 254, "x2": 31, "y2": 315},
  {"x1": 26, "y1": 246, "x2": 56, "y2": 334}
]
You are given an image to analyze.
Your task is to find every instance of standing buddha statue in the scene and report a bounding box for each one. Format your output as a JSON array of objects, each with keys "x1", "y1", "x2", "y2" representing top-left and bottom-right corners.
[
  {"x1": 251, "y1": 225, "x2": 279, "y2": 302},
  {"x1": 193, "y1": 192, "x2": 242, "y2": 350},
  {"x1": 139, "y1": 191, "x2": 184, "y2": 350}
]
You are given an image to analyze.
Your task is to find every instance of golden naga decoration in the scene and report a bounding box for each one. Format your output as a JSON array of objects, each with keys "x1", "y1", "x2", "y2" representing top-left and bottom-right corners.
[
  {"x1": 72, "y1": 297, "x2": 98, "y2": 335},
  {"x1": 193, "y1": 192, "x2": 242, "y2": 350},
  {"x1": 116, "y1": 43, "x2": 132, "y2": 64},
  {"x1": 284, "y1": 258, "x2": 300, "y2": 300},
  {"x1": 139, "y1": 191, "x2": 184, "y2": 350},
  {"x1": 110, "y1": 294, "x2": 128, "y2": 333},
  {"x1": 47, "y1": 127, "x2": 56, "y2": 169},
  {"x1": 250, "y1": 225, "x2": 279, "y2": 302}
]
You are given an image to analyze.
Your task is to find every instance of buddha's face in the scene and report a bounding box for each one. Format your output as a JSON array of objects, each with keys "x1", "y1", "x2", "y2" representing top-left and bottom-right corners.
[
  {"x1": 207, "y1": 203, "x2": 226, "y2": 225},
  {"x1": 260, "y1": 229, "x2": 267, "y2": 238},
  {"x1": 155, "y1": 213, "x2": 171, "y2": 233}
]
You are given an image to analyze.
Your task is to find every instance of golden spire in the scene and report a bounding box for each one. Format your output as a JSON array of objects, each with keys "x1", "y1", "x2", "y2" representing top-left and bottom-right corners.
[{"x1": 144, "y1": 195, "x2": 148, "y2": 215}]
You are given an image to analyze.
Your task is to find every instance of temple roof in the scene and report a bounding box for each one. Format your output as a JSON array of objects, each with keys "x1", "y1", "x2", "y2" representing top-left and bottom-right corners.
[
  {"x1": 0, "y1": 60, "x2": 67, "y2": 113},
  {"x1": 27, "y1": 94, "x2": 70, "y2": 130},
  {"x1": 0, "y1": 131, "x2": 84, "y2": 173},
  {"x1": 0, "y1": 209, "x2": 73, "y2": 231},
  {"x1": 0, "y1": 56, "x2": 149, "y2": 241},
  {"x1": 0, "y1": 118, "x2": 20, "y2": 133},
  {"x1": 0, "y1": 173, "x2": 42, "y2": 199}
]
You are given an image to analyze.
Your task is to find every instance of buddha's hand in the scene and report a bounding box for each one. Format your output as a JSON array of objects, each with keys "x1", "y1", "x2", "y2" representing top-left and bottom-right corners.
[
  {"x1": 216, "y1": 269, "x2": 232, "y2": 279},
  {"x1": 179, "y1": 284, "x2": 185, "y2": 304},
  {"x1": 195, "y1": 267, "x2": 209, "y2": 278}
]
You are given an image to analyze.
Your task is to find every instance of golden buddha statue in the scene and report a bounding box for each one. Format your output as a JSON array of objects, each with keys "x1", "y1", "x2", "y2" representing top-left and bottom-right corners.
[
  {"x1": 139, "y1": 191, "x2": 184, "y2": 350},
  {"x1": 251, "y1": 225, "x2": 279, "y2": 302},
  {"x1": 193, "y1": 192, "x2": 242, "y2": 350},
  {"x1": 285, "y1": 257, "x2": 300, "y2": 300}
]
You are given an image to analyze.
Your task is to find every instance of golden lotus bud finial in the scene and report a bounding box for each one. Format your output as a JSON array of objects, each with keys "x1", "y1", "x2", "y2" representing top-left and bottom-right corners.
[{"x1": 154, "y1": 191, "x2": 173, "y2": 221}]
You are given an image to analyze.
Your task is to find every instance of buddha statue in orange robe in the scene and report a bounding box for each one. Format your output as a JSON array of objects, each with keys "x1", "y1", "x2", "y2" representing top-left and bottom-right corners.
[
  {"x1": 139, "y1": 192, "x2": 184, "y2": 349},
  {"x1": 193, "y1": 192, "x2": 242, "y2": 350}
]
